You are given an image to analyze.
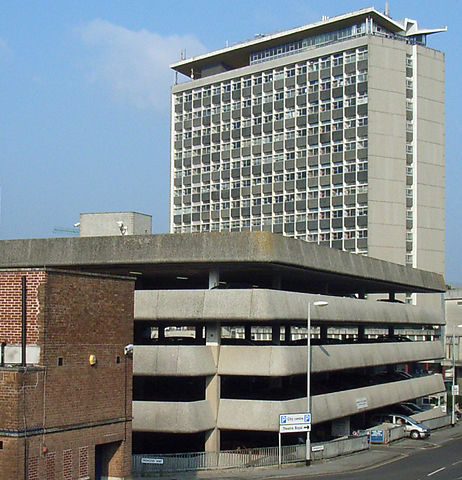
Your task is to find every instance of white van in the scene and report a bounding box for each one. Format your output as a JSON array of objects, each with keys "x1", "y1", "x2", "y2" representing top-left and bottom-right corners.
[{"x1": 371, "y1": 413, "x2": 430, "y2": 439}]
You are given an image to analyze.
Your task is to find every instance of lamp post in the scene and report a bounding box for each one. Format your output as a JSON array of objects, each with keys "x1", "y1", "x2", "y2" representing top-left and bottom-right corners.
[
  {"x1": 451, "y1": 324, "x2": 462, "y2": 426},
  {"x1": 306, "y1": 300, "x2": 328, "y2": 466}
]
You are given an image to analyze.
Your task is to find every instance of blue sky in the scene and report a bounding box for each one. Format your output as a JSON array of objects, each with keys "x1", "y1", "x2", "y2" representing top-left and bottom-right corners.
[{"x1": 0, "y1": 1, "x2": 460, "y2": 282}]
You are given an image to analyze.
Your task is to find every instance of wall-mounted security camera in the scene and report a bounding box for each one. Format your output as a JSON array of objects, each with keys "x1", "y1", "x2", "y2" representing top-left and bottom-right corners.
[
  {"x1": 116, "y1": 221, "x2": 128, "y2": 235},
  {"x1": 124, "y1": 344, "x2": 133, "y2": 355}
]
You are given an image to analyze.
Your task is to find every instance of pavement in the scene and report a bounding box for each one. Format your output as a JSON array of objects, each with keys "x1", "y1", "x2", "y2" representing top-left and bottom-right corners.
[{"x1": 131, "y1": 421, "x2": 462, "y2": 480}]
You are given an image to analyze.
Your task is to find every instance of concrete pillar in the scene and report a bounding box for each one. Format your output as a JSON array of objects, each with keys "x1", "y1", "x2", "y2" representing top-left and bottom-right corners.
[
  {"x1": 283, "y1": 324, "x2": 291, "y2": 344},
  {"x1": 205, "y1": 322, "x2": 221, "y2": 452},
  {"x1": 205, "y1": 368, "x2": 220, "y2": 452},
  {"x1": 158, "y1": 326, "x2": 165, "y2": 341},
  {"x1": 195, "y1": 325, "x2": 203, "y2": 344},
  {"x1": 272, "y1": 274, "x2": 282, "y2": 290},
  {"x1": 245, "y1": 324, "x2": 252, "y2": 341},
  {"x1": 209, "y1": 269, "x2": 219, "y2": 289},
  {"x1": 272, "y1": 325, "x2": 281, "y2": 345},
  {"x1": 331, "y1": 416, "x2": 350, "y2": 437}
]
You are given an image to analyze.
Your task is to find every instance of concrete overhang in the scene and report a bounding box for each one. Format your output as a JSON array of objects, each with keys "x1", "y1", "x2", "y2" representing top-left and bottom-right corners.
[
  {"x1": 217, "y1": 374, "x2": 445, "y2": 430},
  {"x1": 134, "y1": 289, "x2": 444, "y2": 323},
  {"x1": 0, "y1": 232, "x2": 444, "y2": 295},
  {"x1": 170, "y1": 7, "x2": 404, "y2": 78}
]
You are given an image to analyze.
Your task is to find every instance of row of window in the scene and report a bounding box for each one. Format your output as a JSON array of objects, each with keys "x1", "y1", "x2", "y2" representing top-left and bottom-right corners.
[
  {"x1": 175, "y1": 118, "x2": 368, "y2": 139},
  {"x1": 249, "y1": 26, "x2": 367, "y2": 64},
  {"x1": 174, "y1": 95, "x2": 368, "y2": 124},
  {"x1": 174, "y1": 181, "x2": 368, "y2": 196},
  {"x1": 174, "y1": 162, "x2": 367, "y2": 179},
  {"x1": 405, "y1": 53, "x2": 415, "y2": 258},
  {"x1": 175, "y1": 75, "x2": 367, "y2": 110},
  {"x1": 173, "y1": 221, "x2": 368, "y2": 239},
  {"x1": 175, "y1": 204, "x2": 368, "y2": 217}
]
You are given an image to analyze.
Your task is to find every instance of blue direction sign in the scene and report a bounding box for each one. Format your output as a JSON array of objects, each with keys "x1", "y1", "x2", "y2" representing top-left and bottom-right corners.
[{"x1": 279, "y1": 413, "x2": 311, "y2": 425}]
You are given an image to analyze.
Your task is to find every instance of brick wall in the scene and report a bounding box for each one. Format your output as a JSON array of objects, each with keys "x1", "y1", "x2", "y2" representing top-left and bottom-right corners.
[
  {"x1": 1, "y1": 422, "x2": 130, "y2": 479},
  {"x1": 0, "y1": 270, "x2": 46, "y2": 345},
  {"x1": 41, "y1": 270, "x2": 133, "y2": 427},
  {"x1": 0, "y1": 269, "x2": 134, "y2": 480}
]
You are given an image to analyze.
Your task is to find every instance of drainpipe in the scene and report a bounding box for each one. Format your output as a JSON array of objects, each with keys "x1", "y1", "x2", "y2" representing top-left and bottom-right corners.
[
  {"x1": 0, "y1": 342, "x2": 5, "y2": 366},
  {"x1": 21, "y1": 276, "x2": 27, "y2": 367}
]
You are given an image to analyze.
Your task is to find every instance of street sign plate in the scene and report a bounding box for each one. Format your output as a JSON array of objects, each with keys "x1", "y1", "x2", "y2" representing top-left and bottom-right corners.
[
  {"x1": 279, "y1": 413, "x2": 311, "y2": 425},
  {"x1": 141, "y1": 458, "x2": 164, "y2": 465},
  {"x1": 279, "y1": 423, "x2": 311, "y2": 433},
  {"x1": 311, "y1": 445, "x2": 324, "y2": 452},
  {"x1": 453, "y1": 385, "x2": 459, "y2": 395}
]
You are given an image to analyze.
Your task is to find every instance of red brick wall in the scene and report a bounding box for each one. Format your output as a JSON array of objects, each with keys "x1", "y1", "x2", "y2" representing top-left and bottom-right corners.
[
  {"x1": 41, "y1": 270, "x2": 133, "y2": 427},
  {"x1": 1, "y1": 422, "x2": 130, "y2": 479},
  {"x1": 0, "y1": 270, "x2": 46, "y2": 345},
  {"x1": 0, "y1": 269, "x2": 134, "y2": 480}
]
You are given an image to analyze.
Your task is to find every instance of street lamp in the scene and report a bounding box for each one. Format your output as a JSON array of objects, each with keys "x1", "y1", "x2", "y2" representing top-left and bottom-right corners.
[
  {"x1": 451, "y1": 324, "x2": 462, "y2": 426},
  {"x1": 306, "y1": 300, "x2": 328, "y2": 466}
]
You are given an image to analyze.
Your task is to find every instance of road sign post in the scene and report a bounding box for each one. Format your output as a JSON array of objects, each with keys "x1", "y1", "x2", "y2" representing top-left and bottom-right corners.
[{"x1": 278, "y1": 413, "x2": 312, "y2": 466}]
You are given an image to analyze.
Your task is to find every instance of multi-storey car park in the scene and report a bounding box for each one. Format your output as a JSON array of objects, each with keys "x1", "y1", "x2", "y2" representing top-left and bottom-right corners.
[
  {"x1": 169, "y1": 8, "x2": 446, "y2": 295},
  {"x1": 0, "y1": 228, "x2": 446, "y2": 455}
]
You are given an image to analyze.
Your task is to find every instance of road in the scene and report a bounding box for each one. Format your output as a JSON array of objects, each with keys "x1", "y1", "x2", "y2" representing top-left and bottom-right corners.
[{"x1": 288, "y1": 436, "x2": 462, "y2": 480}]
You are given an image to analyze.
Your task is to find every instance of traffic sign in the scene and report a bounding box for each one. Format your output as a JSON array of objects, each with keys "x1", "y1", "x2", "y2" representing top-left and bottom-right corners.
[
  {"x1": 279, "y1": 413, "x2": 311, "y2": 425},
  {"x1": 279, "y1": 423, "x2": 311, "y2": 433}
]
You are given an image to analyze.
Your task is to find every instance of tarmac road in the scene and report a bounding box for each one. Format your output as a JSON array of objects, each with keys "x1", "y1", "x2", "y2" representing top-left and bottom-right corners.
[{"x1": 305, "y1": 436, "x2": 462, "y2": 480}]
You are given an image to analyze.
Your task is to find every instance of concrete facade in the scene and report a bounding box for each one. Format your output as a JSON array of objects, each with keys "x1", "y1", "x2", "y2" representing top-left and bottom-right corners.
[
  {"x1": 443, "y1": 289, "x2": 462, "y2": 390},
  {"x1": 79, "y1": 211, "x2": 152, "y2": 237},
  {"x1": 0, "y1": 231, "x2": 446, "y2": 455},
  {"x1": 169, "y1": 7, "x2": 445, "y2": 307}
]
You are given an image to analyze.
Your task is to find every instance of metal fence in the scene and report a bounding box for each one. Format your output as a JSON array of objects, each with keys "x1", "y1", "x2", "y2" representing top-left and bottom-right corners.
[{"x1": 132, "y1": 435, "x2": 369, "y2": 476}]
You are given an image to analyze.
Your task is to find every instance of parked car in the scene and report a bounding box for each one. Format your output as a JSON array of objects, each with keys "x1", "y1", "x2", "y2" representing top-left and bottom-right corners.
[{"x1": 370, "y1": 413, "x2": 430, "y2": 439}]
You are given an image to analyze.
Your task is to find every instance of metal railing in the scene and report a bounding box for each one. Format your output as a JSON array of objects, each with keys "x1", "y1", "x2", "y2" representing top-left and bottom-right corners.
[{"x1": 132, "y1": 434, "x2": 369, "y2": 475}]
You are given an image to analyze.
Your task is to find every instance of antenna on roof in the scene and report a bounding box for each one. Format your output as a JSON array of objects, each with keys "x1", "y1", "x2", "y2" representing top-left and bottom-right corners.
[{"x1": 385, "y1": 2, "x2": 390, "y2": 17}]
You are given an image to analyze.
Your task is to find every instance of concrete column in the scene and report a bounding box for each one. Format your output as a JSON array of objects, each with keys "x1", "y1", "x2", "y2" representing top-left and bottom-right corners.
[
  {"x1": 205, "y1": 322, "x2": 221, "y2": 452},
  {"x1": 195, "y1": 325, "x2": 203, "y2": 344},
  {"x1": 281, "y1": 325, "x2": 291, "y2": 344},
  {"x1": 209, "y1": 269, "x2": 219, "y2": 289},
  {"x1": 320, "y1": 325, "x2": 328, "y2": 342},
  {"x1": 331, "y1": 416, "x2": 350, "y2": 437},
  {"x1": 272, "y1": 274, "x2": 282, "y2": 290},
  {"x1": 245, "y1": 324, "x2": 252, "y2": 341},
  {"x1": 272, "y1": 325, "x2": 281, "y2": 345},
  {"x1": 158, "y1": 326, "x2": 165, "y2": 341},
  {"x1": 205, "y1": 366, "x2": 220, "y2": 452}
]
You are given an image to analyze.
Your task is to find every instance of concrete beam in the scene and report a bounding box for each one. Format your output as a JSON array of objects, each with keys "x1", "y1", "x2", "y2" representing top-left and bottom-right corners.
[
  {"x1": 133, "y1": 400, "x2": 215, "y2": 433},
  {"x1": 134, "y1": 289, "x2": 444, "y2": 325},
  {"x1": 0, "y1": 232, "x2": 445, "y2": 292},
  {"x1": 217, "y1": 374, "x2": 445, "y2": 431}
]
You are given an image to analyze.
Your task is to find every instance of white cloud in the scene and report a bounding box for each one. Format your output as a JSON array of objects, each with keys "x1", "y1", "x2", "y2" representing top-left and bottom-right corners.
[{"x1": 78, "y1": 20, "x2": 206, "y2": 111}]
